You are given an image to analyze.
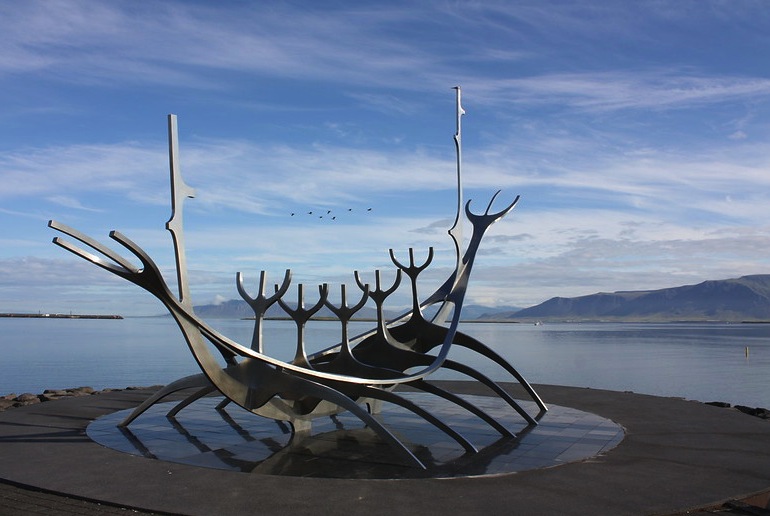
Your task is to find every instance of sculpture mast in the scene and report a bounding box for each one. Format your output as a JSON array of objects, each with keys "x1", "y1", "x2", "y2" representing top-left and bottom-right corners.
[
  {"x1": 165, "y1": 115, "x2": 197, "y2": 308},
  {"x1": 428, "y1": 87, "x2": 466, "y2": 324},
  {"x1": 449, "y1": 86, "x2": 465, "y2": 272}
]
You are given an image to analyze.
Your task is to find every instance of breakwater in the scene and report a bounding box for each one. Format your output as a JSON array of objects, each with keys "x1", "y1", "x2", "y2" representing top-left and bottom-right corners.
[
  {"x1": 0, "y1": 385, "x2": 160, "y2": 411},
  {"x1": 1, "y1": 384, "x2": 767, "y2": 420},
  {"x1": 0, "y1": 313, "x2": 122, "y2": 319}
]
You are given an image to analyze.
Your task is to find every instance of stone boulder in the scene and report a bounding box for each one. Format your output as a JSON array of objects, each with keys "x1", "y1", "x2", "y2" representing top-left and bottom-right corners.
[
  {"x1": 735, "y1": 405, "x2": 770, "y2": 419},
  {"x1": 13, "y1": 393, "x2": 41, "y2": 407}
]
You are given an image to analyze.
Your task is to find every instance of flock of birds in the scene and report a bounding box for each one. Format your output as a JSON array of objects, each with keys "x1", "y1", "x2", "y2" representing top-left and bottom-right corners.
[{"x1": 290, "y1": 207, "x2": 372, "y2": 221}]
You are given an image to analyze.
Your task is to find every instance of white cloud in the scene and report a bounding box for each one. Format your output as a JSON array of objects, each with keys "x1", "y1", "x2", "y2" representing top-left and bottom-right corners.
[
  {"x1": 3, "y1": 0, "x2": 770, "y2": 317},
  {"x1": 3, "y1": 1, "x2": 770, "y2": 116},
  {"x1": 46, "y1": 195, "x2": 102, "y2": 212},
  {"x1": 729, "y1": 130, "x2": 748, "y2": 140},
  {"x1": 459, "y1": 72, "x2": 770, "y2": 113},
  {"x1": 0, "y1": 2, "x2": 442, "y2": 90},
  {"x1": 0, "y1": 142, "x2": 166, "y2": 199}
]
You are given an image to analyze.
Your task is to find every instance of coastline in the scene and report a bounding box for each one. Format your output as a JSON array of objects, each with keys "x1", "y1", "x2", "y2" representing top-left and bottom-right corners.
[
  {"x1": 0, "y1": 385, "x2": 160, "y2": 412},
  {"x1": 0, "y1": 313, "x2": 123, "y2": 319},
  {"x1": 1, "y1": 384, "x2": 767, "y2": 420}
]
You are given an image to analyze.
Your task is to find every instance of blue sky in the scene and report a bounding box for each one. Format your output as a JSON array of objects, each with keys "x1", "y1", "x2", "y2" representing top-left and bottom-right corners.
[{"x1": 2, "y1": 1, "x2": 770, "y2": 316}]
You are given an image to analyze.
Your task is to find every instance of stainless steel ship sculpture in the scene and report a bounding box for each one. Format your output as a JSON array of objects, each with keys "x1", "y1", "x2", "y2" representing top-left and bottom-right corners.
[{"x1": 49, "y1": 88, "x2": 546, "y2": 469}]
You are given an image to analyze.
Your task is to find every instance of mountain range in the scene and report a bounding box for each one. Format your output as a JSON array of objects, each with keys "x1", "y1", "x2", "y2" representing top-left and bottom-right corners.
[
  {"x1": 191, "y1": 274, "x2": 770, "y2": 323},
  {"x1": 191, "y1": 298, "x2": 522, "y2": 321},
  {"x1": 494, "y1": 274, "x2": 770, "y2": 322}
]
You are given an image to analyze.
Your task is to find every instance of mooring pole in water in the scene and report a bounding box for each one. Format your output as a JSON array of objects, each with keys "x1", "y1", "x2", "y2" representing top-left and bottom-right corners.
[{"x1": 745, "y1": 346, "x2": 749, "y2": 357}]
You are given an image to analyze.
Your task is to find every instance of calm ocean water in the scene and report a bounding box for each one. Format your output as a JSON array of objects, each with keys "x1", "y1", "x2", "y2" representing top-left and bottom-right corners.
[{"x1": 1, "y1": 318, "x2": 768, "y2": 408}]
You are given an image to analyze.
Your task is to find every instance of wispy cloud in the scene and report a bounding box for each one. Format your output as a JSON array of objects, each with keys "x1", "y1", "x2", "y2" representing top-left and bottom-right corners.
[
  {"x1": 0, "y1": 143, "x2": 165, "y2": 198},
  {"x1": 0, "y1": 2, "x2": 441, "y2": 89},
  {"x1": 46, "y1": 195, "x2": 102, "y2": 212},
  {"x1": 5, "y1": 1, "x2": 769, "y2": 114},
  {"x1": 461, "y1": 72, "x2": 770, "y2": 113},
  {"x1": 2, "y1": 1, "x2": 770, "y2": 316},
  {"x1": 7, "y1": 121, "x2": 770, "y2": 266}
]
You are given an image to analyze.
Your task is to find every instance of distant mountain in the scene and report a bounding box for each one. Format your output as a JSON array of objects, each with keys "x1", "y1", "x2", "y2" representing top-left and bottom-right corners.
[
  {"x1": 501, "y1": 275, "x2": 770, "y2": 322},
  {"x1": 193, "y1": 299, "x2": 253, "y2": 319},
  {"x1": 192, "y1": 299, "x2": 384, "y2": 320},
  {"x1": 192, "y1": 299, "x2": 520, "y2": 321},
  {"x1": 458, "y1": 304, "x2": 523, "y2": 320}
]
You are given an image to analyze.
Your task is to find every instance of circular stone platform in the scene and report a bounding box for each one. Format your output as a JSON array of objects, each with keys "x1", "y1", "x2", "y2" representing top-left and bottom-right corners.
[
  {"x1": 87, "y1": 393, "x2": 623, "y2": 479},
  {"x1": 1, "y1": 382, "x2": 768, "y2": 516}
]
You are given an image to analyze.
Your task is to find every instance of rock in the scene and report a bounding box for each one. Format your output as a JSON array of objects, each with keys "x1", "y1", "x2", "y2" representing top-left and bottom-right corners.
[
  {"x1": 67, "y1": 386, "x2": 96, "y2": 396},
  {"x1": 38, "y1": 389, "x2": 67, "y2": 401},
  {"x1": 735, "y1": 405, "x2": 755, "y2": 415},
  {"x1": 734, "y1": 405, "x2": 770, "y2": 419},
  {"x1": 39, "y1": 392, "x2": 71, "y2": 402},
  {"x1": 0, "y1": 385, "x2": 163, "y2": 412},
  {"x1": 705, "y1": 401, "x2": 731, "y2": 408},
  {"x1": 13, "y1": 393, "x2": 41, "y2": 407}
]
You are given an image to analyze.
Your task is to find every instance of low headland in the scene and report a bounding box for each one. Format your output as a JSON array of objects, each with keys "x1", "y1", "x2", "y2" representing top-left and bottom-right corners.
[{"x1": 0, "y1": 312, "x2": 122, "y2": 319}]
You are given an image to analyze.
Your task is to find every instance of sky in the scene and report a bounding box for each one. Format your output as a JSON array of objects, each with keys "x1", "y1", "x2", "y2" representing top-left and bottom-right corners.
[{"x1": 2, "y1": 1, "x2": 770, "y2": 316}]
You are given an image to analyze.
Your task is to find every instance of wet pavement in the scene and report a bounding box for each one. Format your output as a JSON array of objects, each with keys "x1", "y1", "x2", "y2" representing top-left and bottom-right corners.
[{"x1": 87, "y1": 392, "x2": 622, "y2": 479}]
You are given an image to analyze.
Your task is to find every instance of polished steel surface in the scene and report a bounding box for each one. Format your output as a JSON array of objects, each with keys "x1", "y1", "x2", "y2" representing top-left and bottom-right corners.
[{"x1": 49, "y1": 88, "x2": 546, "y2": 469}]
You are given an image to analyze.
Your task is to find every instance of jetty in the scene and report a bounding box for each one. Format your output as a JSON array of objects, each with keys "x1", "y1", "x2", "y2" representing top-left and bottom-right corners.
[{"x1": 0, "y1": 313, "x2": 123, "y2": 319}]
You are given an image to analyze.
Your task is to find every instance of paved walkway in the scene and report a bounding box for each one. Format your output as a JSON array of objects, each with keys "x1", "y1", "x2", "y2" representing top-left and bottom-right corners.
[{"x1": 0, "y1": 382, "x2": 768, "y2": 515}]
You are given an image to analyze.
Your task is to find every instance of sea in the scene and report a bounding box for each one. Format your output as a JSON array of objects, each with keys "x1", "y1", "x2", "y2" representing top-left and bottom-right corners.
[{"x1": 1, "y1": 318, "x2": 768, "y2": 409}]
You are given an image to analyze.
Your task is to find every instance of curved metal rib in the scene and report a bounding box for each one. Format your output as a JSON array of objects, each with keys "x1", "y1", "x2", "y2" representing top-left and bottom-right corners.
[
  {"x1": 323, "y1": 283, "x2": 369, "y2": 362},
  {"x1": 441, "y1": 357, "x2": 539, "y2": 424},
  {"x1": 277, "y1": 284, "x2": 328, "y2": 368},
  {"x1": 167, "y1": 384, "x2": 219, "y2": 418},
  {"x1": 352, "y1": 331, "x2": 536, "y2": 427},
  {"x1": 119, "y1": 373, "x2": 210, "y2": 427},
  {"x1": 265, "y1": 374, "x2": 427, "y2": 469},
  {"x1": 411, "y1": 380, "x2": 514, "y2": 438},
  {"x1": 237, "y1": 269, "x2": 292, "y2": 352},
  {"x1": 354, "y1": 384, "x2": 477, "y2": 453},
  {"x1": 355, "y1": 269, "x2": 404, "y2": 349}
]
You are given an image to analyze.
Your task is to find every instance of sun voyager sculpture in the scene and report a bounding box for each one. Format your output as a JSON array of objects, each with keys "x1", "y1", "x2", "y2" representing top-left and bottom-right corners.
[{"x1": 49, "y1": 87, "x2": 546, "y2": 469}]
